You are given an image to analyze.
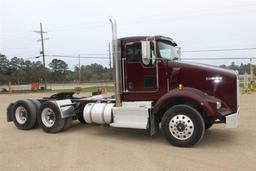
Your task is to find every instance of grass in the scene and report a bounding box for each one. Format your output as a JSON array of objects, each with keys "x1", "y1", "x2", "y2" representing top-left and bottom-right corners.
[{"x1": 239, "y1": 82, "x2": 256, "y2": 89}]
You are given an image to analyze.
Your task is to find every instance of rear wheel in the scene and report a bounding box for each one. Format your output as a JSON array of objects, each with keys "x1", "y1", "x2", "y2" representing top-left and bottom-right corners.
[
  {"x1": 162, "y1": 105, "x2": 205, "y2": 147},
  {"x1": 38, "y1": 101, "x2": 66, "y2": 133},
  {"x1": 28, "y1": 99, "x2": 41, "y2": 128},
  {"x1": 12, "y1": 100, "x2": 37, "y2": 130}
]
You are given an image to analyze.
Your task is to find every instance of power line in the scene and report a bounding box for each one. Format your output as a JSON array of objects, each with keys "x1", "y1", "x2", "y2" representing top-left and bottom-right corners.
[
  {"x1": 23, "y1": 56, "x2": 40, "y2": 60},
  {"x1": 45, "y1": 54, "x2": 109, "y2": 59},
  {"x1": 122, "y1": 3, "x2": 256, "y2": 20},
  {"x1": 45, "y1": 3, "x2": 256, "y2": 32},
  {"x1": 46, "y1": 55, "x2": 256, "y2": 61},
  {"x1": 48, "y1": 52, "x2": 108, "y2": 56},
  {"x1": 182, "y1": 57, "x2": 256, "y2": 60},
  {"x1": 17, "y1": 56, "x2": 256, "y2": 61},
  {"x1": 0, "y1": 31, "x2": 32, "y2": 38},
  {"x1": 182, "y1": 48, "x2": 256, "y2": 53},
  {"x1": 0, "y1": 47, "x2": 29, "y2": 49},
  {"x1": 79, "y1": 53, "x2": 108, "y2": 56}
]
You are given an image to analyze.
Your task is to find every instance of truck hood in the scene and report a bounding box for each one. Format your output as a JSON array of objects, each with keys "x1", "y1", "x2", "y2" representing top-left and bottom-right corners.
[
  {"x1": 176, "y1": 61, "x2": 237, "y2": 76},
  {"x1": 168, "y1": 61, "x2": 238, "y2": 112}
]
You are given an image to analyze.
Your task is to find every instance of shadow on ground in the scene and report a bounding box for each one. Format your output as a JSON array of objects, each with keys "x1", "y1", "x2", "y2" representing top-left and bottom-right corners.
[{"x1": 63, "y1": 121, "x2": 238, "y2": 148}]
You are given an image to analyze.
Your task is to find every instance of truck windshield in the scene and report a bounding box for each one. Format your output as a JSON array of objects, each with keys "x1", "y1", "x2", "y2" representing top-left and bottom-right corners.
[{"x1": 158, "y1": 41, "x2": 179, "y2": 60}]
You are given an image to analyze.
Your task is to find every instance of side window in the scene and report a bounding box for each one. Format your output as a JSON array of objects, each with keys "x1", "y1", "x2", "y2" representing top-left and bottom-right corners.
[
  {"x1": 126, "y1": 42, "x2": 155, "y2": 66},
  {"x1": 126, "y1": 43, "x2": 142, "y2": 62},
  {"x1": 150, "y1": 43, "x2": 156, "y2": 66}
]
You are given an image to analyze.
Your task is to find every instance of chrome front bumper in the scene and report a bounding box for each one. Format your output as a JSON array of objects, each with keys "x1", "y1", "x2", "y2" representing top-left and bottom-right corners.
[
  {"x1": 225, "y1": 74, "x2": 240, "y2": 128},
  {"x1": 225, "y1": 107, "x2": 240, "y2": 128}
]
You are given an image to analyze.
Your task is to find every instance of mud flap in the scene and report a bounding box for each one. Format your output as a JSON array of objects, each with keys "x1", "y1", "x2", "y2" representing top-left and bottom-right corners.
[
  {"x1": 149, "y1": 109, "x2": 159, "y2": 136},
  {"x1": 6, "y1": 103, "x2": 14, "y2": 122},
  {"x1": 54, "y1": 99, "x2": 76, "y2": 119}
]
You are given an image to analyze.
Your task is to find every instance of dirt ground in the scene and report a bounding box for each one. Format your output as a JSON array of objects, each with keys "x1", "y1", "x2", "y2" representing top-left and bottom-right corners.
[{"x1": 0, "y1": 92, "x2": 256, "y2": 171}]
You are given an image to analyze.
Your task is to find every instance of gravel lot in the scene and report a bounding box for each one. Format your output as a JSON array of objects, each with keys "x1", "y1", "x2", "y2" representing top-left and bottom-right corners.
[{"x1": 0, "y1": 92, "x2": 256, "y2": 171}]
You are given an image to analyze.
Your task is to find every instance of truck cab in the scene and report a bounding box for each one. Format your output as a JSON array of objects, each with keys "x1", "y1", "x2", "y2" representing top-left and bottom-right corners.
[
  {"x1": 111, "y1": 35, "x2": 240, "y2": 145},
  {"x1": 119, "y1": 35, "x2": 239, "y2": 120}
]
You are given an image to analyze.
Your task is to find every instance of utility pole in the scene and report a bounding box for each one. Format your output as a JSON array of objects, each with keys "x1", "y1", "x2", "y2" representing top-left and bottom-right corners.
[
  {"x1": 108, "y1": 42, "x2": 112, "y2": 81},
  {"x1": 250, "y1": 58, "x2": 254, "y2": 82},
  {"x1": 35, "y1": 22, "x2": 49, "y2": 90},
  {"x1": 78, "y1": 54, "x2": 81, "y2": 84},
  {"x1": 249, "y1": 58, "x2": 255, "y2": 90}
]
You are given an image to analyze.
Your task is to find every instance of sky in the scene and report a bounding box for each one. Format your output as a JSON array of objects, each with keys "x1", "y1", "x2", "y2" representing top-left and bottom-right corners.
[{"x1": 1, "y1": 0, "x2": 256, "y2": 69}]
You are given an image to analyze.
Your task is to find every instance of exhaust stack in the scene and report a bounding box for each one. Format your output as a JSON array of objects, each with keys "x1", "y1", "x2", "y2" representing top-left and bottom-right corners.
[{"x1": 109, "y1": 17, "x2": 121, "y2": 107}]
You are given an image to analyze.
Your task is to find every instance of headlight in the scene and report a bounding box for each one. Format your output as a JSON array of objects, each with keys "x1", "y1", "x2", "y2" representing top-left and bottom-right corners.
[{"x1": 216, "y1": 100, "x2": 222, "y2": 109}]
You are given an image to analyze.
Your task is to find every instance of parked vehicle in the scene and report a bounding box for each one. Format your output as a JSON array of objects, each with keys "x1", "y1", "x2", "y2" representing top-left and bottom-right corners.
[{"x1": 6, "y1": 18, "x2": 240, "y2": 147}]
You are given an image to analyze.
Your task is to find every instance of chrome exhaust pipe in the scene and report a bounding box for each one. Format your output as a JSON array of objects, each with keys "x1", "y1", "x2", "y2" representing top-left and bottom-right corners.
[{"x1": 109, "y1": 17, "x2": 121, "y2": 107}]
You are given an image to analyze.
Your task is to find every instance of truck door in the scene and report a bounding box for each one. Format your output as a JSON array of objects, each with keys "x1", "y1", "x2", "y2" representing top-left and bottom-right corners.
[{"x1": 124, "y1": 42, "x2": 157, "y2": 92}]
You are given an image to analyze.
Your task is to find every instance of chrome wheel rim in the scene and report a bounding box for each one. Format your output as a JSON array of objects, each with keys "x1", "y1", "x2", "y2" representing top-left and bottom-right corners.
[
  {"x1": 169, "y1": 114, "x2": 194, "y2": 140},
  {"x1": 41, "y1": 108, "x2": 56, "y2": 127},
  {"x1": 15, "y1": 106, "x2": 28, "y2": 124}
]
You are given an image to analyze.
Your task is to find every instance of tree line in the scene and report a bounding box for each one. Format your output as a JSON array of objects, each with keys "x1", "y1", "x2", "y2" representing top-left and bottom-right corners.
[
  {"x1": 0, "y1": 53, "x2": 112, "y2": 85},
  {"x1": 220, "y1": 62, "x2": 256, "y2": 75},
  {"x1": 0, "y1": 53, "x2": 255, "y2": 85}
]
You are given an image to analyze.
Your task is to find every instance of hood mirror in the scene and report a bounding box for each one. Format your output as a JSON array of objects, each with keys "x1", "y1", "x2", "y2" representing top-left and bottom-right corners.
[
  {"x1": 176, "y1": 47, "x2": 181, "y2": 60},
  {"x1": 141, "y1": 40, "x2": 151, "y2": 65}
]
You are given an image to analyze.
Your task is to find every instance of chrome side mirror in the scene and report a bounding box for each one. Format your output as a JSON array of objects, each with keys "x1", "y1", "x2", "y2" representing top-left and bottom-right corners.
[{"x1": 141, "y1": 41, "x2": 151, "y2": 65}]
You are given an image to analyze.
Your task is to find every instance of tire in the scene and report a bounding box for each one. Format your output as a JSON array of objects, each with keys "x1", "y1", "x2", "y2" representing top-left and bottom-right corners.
[
  {"x1": 28, "y1": 99, "x2": 41, "y2": 128},
  {"x1": 12, "y1": 100, "x2": 37, "y2": 130},
  {"x1": 162, "y1": 105, "x2": 205, "y2": 147},
  {"x1": 77, "y1": 112, "x2": 86, "y2": 124},
  {"x1": 63, "y1": 117, "x2": 73, "y2": 130},
  {"x1": 205, "y1": 122, "x2": 214, "y2": 130},
  {"x1": 38, "y1": 101, "x2": 66, "y2": 133}
]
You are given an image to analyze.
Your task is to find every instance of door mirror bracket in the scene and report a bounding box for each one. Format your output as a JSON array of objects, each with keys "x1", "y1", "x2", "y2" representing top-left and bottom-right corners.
[{"x1": 141, "y1": 41, "x2": 151, "y2": 65}]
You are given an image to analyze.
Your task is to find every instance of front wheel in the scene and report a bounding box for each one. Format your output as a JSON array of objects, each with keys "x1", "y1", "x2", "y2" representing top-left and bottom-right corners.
[{"x1": 162, "y1": 105, "x2": 205, "y2": 147}]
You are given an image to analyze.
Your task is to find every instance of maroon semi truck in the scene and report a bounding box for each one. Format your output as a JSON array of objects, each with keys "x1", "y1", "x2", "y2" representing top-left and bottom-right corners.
[{"x1": 6, "y1": 18, "x2": 240, "y2": 147}]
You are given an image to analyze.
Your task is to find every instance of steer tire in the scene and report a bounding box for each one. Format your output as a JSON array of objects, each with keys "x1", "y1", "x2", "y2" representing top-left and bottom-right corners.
[
  {"x1": 162, "y1": 105, "x2": 205, "y2": 147},
  {"x1": 12, "y1": 100, "x2": 37, "y2": 130},
  {"x1": 28, "y1": 99, "x2": 41, "y2": 128},
  {"x1": 38, "y1": 101, "x2": 66, "y2": 133}
]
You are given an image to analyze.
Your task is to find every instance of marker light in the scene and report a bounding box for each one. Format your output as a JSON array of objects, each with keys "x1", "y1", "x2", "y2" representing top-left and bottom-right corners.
[{"x1": 178, "y1": 84, "x2": 183, "y2": 90}]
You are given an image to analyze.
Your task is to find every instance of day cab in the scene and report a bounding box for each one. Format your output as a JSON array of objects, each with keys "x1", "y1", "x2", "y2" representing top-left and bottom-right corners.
[{"x1": 115, "y1": 35, "x2": 240, "y2": 146}]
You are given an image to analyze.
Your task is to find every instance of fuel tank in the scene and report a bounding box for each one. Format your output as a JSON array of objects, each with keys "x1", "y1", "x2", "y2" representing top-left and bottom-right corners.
[{"x1": 83, "y1": 103, "x2": 115, "y2": 124}]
